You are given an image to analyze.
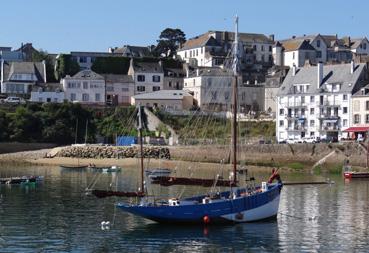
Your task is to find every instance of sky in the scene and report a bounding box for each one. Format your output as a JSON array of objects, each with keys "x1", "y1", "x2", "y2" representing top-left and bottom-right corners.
[{"x1": 2, "y1": 0, "x2": 369, "y2": 53}]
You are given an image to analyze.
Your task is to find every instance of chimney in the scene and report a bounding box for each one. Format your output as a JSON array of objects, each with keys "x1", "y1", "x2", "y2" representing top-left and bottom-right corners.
[
  {"x1": 42, "y1": 60, "x2": 47, "y2": 83},
  {"x1": 292, "y1": 64, "x2": 296, "y2": 76},
  {"x1": 317, "y1": 62, "x2": 323, "y2": 89},
  {"x1": 196, "y1": 68, "x2": 200, "y2": 76},
  {"x1": 108, "y1": 47, "x2": 114, "y2": 53},
  {"x1": 350, "y1": 60, "x2": 355, "y2": 74},
  {"x1": 269, "y1": 34, "x2": 275, "y2": 42}
]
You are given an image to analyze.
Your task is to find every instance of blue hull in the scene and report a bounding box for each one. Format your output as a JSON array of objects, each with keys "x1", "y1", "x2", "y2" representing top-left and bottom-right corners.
[{"x1": 117, "y1": 183, "x2": 282, "y2": 224}]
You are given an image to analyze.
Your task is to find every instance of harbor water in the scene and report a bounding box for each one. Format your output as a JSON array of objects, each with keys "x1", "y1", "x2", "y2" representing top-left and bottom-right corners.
[{"x1": 0, "y1": 164, "x2": 369, "y2": 252}]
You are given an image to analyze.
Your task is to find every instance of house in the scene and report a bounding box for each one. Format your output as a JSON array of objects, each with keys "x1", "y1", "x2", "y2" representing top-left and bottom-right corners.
[
  {"x1": 103, "y1": 74, "x2": 135, "y2": 106},
  {"x1": 350, "y1": 37, "x2": 369, "y2": 56},
  {"x1": 62, "y1": 70, "x2": 105, "y2": 104},
  {"x1": 131, "y1": 90, "x2": 193, "y2": 110},
  {"x1": 276, "y1": 61, "x2": 368, "y2": 142},
  {"x1": 0, "y1": 60, "x2": 47, "y2": 95},
  {"x1": 274, "y1": 35, "x2": 322, "y2": 67},
  {"x1": 30, "y1": 83, "x2": 65, "y2": 103},
  {"x1": 177, "y1": 31, "x2": 274, "y2": 69},
  {"x1": 0, "y1": 47, "x2": 24, "y2": 62},
  {"x1": 128, "y1": 59, "x2": 164, "y2": 95},
  {"x1": 70, "y1": 51, "x2": 119, "y2": 70},
  {"x1": 346, "y1": 85, "x2": 369, "y2": 140},
  {"x1": 15, "y1": 43, "x2": 39, "y2": 61},
  {"x1": 109, "y1": 45, "x2": 153, "y2": 58},
  {"x1": 263, "y1": 66, "x2": 289, "y2": 116},
  {"x1": 163, "y1": 67, "x2": 185, "y2": 90},
  {"x1": 183, "y1": 67, "x2": 264, "y2": 112}
]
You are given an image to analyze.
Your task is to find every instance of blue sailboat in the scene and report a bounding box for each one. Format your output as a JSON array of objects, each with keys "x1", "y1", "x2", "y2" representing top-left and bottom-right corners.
[{"x1": 115, "y1": 16, "x2": 283, "y2": 224}]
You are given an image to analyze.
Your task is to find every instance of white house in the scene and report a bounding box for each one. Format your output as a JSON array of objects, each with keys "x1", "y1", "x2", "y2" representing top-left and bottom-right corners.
[
  {"x1": 350, "y1": 37, "x2": 369, "y2": 56},
  {"x1": 177, "y1": 31, "x2": 274, "y2": 69},
  {"x1": 62, "y1": 70, "x2": 105, "y2": 105},
  {"x1": 128, "y1": 59, "x2": 164, "y2": 95},
  {"x1": 30, "y1": 83, "x2": 65, "y2": 103},
  {"x1": 103, "y1": 74, "x2": 135, "y2": 106},
  {"x1": 276, "y1": 62, "x2": 368, "y2": 142},
  {"x1": 183, "y1": 67, "x2": 264, "y2": 112},
  {"x1": 0, "y1": 60, "x2": 46, "y2": 95},
  {"x1": 0, "y1": 47, "x2": 24, "y2": 62},
  {"x1": 131, "y1": 90, "x2": 194, "y2": 110}
]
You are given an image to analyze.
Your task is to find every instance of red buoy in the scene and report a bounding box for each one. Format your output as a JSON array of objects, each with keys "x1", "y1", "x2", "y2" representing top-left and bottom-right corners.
[{"x1": 203, "y1": 215, "x2": 210, "y2": 224}]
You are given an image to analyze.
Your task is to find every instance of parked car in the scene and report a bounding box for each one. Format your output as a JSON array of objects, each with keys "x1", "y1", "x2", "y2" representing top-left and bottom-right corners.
[
  {"x1": 357, "y1": 136, "x2": 365, "y2": 142},
  {"x1": 3, "y1": 96, "x2": 26, "y2": 105},
  {"x1": 302, "y1": 137, "x2": 317, "y2": 143},
  {"x1": 287, "y1": 138, "x2": 303, "y2": 144},
  {"x1": 320, "y1": 136, "x2": 338, "y2": 143}
]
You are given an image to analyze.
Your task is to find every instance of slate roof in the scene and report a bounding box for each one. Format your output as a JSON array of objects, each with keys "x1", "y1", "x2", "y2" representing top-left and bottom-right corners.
[
  {"x1": 131, "y1": 60, "x2": 163, "y2": 73},
  {"x1": 1, "y1": 61, "x2": 46, "y2": 82},
  {"x1": 133, "y1": 90, "x2": 192, "y2": 100},
  {"x1": 350, "y1": 38, "x2": 368, "y2": 49},
  {"x1": 103, "y1": 74, "x2": 134, "y2": 83},
  {"x1": 114, "y1": 45, "x2": 152, "y2": 57},
  {"x1": 180, "y1": 34, "x2": 221, "y2": 51},
  {"x1": 278, "y1": 38, "x2": 316, "y2": 52},
  {"x1": 353, "y1": 83, "x2": 369, "y2": 96},
  {"x1": 31, "y1": 83, "x2": 63, "y2": 92},
  {"x1": 64, "y1": 70, "x2": 104, "y2": 80},
  {"x1": 278, "y1": 63, "x2": 366, "y2": 96}
]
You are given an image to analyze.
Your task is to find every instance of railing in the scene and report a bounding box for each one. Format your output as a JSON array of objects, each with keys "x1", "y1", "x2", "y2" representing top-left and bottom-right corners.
[
  {"x1": 319, "y1": 114, "x2": 340, "y2": 119},
  {"x1": 317, "y1": 101, "x2": 341, "y2": 107}
]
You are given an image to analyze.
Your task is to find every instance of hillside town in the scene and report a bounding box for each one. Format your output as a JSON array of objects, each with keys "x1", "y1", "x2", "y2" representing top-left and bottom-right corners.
[{"x1": 2, "y1": 30, "x2": 369, "y2": 143}]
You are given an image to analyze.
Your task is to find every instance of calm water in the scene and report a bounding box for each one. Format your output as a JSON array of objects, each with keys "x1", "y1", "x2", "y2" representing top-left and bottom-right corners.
[{"x1": 0, "y1": 164, "x2": 369, "y2": 252}]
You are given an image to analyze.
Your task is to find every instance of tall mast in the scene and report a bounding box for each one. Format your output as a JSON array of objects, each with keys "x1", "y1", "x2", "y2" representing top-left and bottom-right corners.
[
  {"x1": 138, "y1": 106, "x2": 144, "y2": 193},
  {"x1": 84, "y1": 120, "x2": 88, "y2": 144},
  {"x1": 232, "y1": 15, "x2": 239, "y2": 184}
]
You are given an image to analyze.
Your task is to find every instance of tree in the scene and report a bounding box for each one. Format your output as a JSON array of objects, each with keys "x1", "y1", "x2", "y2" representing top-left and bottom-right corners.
[
  {"x1": 32, "y1": 50, "x2": 57, "y2": 82},
  {"x1": 155, "y1": 28, "x2": 186, "y2": 57},
  {"x1": 55, "y1": 54, "x2": 80, "y2": 80}
]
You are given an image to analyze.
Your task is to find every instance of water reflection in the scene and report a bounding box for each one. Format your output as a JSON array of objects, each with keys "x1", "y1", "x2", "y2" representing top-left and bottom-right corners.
[{"x1": 0, "y1": 165, "x2": 369, "y2": 252}]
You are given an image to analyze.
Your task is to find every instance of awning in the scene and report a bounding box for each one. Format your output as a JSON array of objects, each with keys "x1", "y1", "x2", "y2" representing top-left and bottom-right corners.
[{"x1": 343, "y1": 126, "x2": 369, "y2": 132}]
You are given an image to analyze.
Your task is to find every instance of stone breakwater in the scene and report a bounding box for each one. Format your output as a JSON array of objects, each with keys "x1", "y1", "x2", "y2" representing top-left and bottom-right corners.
[{"x1": 56, "y1": 145, "x2": 171, "y2": 159}]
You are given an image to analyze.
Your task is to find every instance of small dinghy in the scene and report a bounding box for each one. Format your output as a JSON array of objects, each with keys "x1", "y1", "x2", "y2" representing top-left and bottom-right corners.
[
  {"x1": 89, "y1": 165, "x2": 121, "y2": 173},
  {"x1": 145, "y1": 168, "x2": 171, "y2": 178},
  {"x1": 0, "y1": 176, "x2": 44, "y2": 185}
]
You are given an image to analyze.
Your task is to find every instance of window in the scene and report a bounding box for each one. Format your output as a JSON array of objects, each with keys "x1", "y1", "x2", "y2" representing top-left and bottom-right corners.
[
  {"x1": 301, "y1": 108, "x2": 305, "y2": 116},
  {"x1": 310, "y1": 96, "x2": 315, "y2": 103},
  {"x1": 354, "y1": 114, "x2": 361, "y2": 124},
  {"x1": 253, "y1": 45, "x2": 256, "y2": 51},
  {"x1": 83, "y1": 82, "x2": 88, "y2": 89},
  {"x1": 310, "y1": 108, "x2": 315, "y2": 115},
  {"x1": 343, "y1": 119, "x2": 348, "y2": 127},
  {"x1": 152, "y1": 75, "x2": 161, "y2": 82},
  {"x1": 137, "y1": 75, "x2": 145, "y2": 82},
  {"x1": 310, "y1": 120, "x2": 315, "y2": 127},
  {"x1": 343, "y1": 94, "x2": 348, "y2": 101},
  {"x1": 211, "y1": 91, "x2": 217, "y2": 100},
  {"x1": 82, "y1": 93, "x2": 89, "y2": 102},
  {"x1": 316, "y1": 51, "x2": 322, "y2": 58},
  {"x1": 301, "y1": 96, "x2": 305, "y2": 104},
  {"x1": 153, "y1": 86, "x2": 160, "y2": 91},
  {"x1": 95, "y1": 93, "x2": 100, "y2": 102},
  {"x1": 317, "y1": 40, "x2": 320, "y2": 48},
  {"x1": 310, "y1": 131, "x2": 315, "y2": 137},
  {"x1": 106, "y1": 86, "x2": 114, "y2": 91},
  {"x1": 364, "y1": 43, "x2": 367, "y2": 50},
  {"x1": 185, "y1": 51, "x2": 187, "y2": 58},
  {"x1": 261, "y1": 45, "x2": 264, "y2": 51},
  {"x1": 70, "y1": 93, "x2": 76, "y2": 101},
  {"x1": 293, "y1": 52, "x2": 295, "y2": 60},
  {"x1": 168, "y1": 81, "x2": 172, "y2": 87},
  {"x1": 207, "y1": 79, "x2": 212, "y2": 87},
  {"x1": 196, "y1": 49, "x2": 198, "y2": 56},
  {"x1": 366, "y1": 101, "x2": 369, "y2": 110},
  {"x1": 366, "y1": 114, "x2": 369, "y2": 123},
  {"x1": 79, "y1": 56, "x2": 87, "y2": 63},
  {"x1": 190, "y1": 51, "x2": 192, "y2": 58},
  {"x1": 279, "y1": 120, "x2": 284, "y2": 127},
  {"x1": 269, "y1": 46, "x2": 272, "y2": 52},
  {"x1": 201, "y1": 47, "x2": 203, "y2": 54},
  {"x1": 137, "y1": 86, "x2": 145, "y2": 92},
  {"x1": 343, "y1": 107, "x2": 348, "y2": 114},
  {"x1": 176, "y1": 82, "x2": 180, "y2": 89},
  {"x1": 279, "y1": 109, "x2": 284, "y2": 115},
  {"x1": 38, "y1": 97, "x2": 43, "y2": 102},
  {"x1": 224, "y1": 92, "x2": 230, "y2": 100}
]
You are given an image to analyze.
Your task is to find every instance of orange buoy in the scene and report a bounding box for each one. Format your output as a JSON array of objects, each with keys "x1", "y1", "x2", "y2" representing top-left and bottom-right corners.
[{"x1": 203, "y1": 215, "x2": 210, "y2": 224}]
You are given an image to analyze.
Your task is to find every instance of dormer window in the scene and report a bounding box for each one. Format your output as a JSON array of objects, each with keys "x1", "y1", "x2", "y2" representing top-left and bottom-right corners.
[{"x1": 317, "y1": 40, "x2": 320, "y2": 48}]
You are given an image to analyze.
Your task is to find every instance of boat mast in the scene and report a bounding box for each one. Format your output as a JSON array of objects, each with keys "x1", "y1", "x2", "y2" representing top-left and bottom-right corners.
[
  {"x1": 138, "y1": 105, "x2": 144, "y2": 193},
  {"x1": 232, "y1": 15, "x2": 239, "y2": 184}
]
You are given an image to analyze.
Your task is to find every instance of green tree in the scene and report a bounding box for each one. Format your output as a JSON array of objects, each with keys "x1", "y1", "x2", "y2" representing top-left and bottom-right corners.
[
  {"x1": 91, "y1": 57, "x2": 130, "y2": 74},
  {"x1": 32, "y1": 50, "x2": 57, "y2": 82},
  {"x1": 155, "y1": 28, "x2": 186, "y2": 57},
  {"x1": 0, "y1": 110, "x2": 9, "y2": 141},
  {"x1": 55, "y1": 54, "x2": 80, "y2": 80}
]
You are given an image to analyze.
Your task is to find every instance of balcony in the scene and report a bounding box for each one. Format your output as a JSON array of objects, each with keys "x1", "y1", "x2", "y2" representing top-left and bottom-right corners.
[
  {"x1": 286, "y1": 126, "x2": 306, "y2": 131},
  {"x1": 320, "y1": 126, "x2": 340, "y2": 132},
  {"x1": 317, "y1": 101, "x2": 341, "y2": 108},
  {"x1": 319, "y1": 114, "x2": 340, "y2": 119},
  {"x1": 285, "y1": 102, "x2": 307, "y2": 108}
]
